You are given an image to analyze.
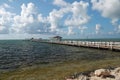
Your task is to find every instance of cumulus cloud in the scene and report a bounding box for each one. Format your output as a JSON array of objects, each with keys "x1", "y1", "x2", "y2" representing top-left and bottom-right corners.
[
  {"x1": 65, "y1": 1, "x2": 90, "y2": 35},
  {"x1": 53, "y1": 0, "x2": 68, "y2": 7},
  {"x1": 8, "y1": 2, "x2": 49, "y2": 34},
  {"x1": 0, "y1": 1, "x2": 90, "y2": 36},
  {"x1": 11, "y1": 3, "x2": 37, "y2": 33},
  {"x1": 0, "y1": 2, "x2": 50, "y2": 34},
  {"x1": 95, "y1": 24, "x2": 102, "y2": 34},
  {"x1": 52, "y1": 0, "x2": 90, "y2": 35},
  {"x1": 48, "y1": 5, "x2": 72, "y2": 32},
  {"x1": 48, "y1": 9, "x2": 64, "y2": 32},
  {"x1": 91, "y1": 0, "x2": 120, "y2": 33},
  {"x1": 0, "y1": 4, "x2": 14, "y2": 34},
  {"x1": 79, "y1": 26, "x2": 88, "y2": 34},
  {"x1": 0, "y1": 25, "x2": 9, "y2": 34},
  {"x1": 65, "y1": 1, "x2": 90, "y2": 27},
  {"x1": 11, "y1": 2, "x2": 48, "y2": 34},
  {"x1": 68, "y1": 27, "x2": 74, "y2": 35},
  {"x1": 91, "y1": 0, "x2": 120, "y2": 20},
  {"x1": 37, "y1": 14, "x2": 47, "y2": 23},
  {"x1": 117, "y1": 25, "x2": 120, "y2": 33},
  {"x1": 1, "y1": 3, "x2": 11, "y2": 8}
]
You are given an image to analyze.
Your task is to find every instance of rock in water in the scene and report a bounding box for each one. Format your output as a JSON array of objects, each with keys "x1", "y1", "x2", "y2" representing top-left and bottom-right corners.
[
  {"x1": 94, "y1": 69, "x2": 110, "y2": 77},
  {"x1": 65, "y1": 67, "x2": 120, "y2": 80},
  {"x1": 77, "y1": 75, "x2": 89, "y2": 80}
]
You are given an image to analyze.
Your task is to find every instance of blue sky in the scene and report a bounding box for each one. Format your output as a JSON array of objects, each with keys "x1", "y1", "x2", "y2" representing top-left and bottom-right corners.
[{"x1": 0, "y1": 0, "x2": 120, "y2": 39}]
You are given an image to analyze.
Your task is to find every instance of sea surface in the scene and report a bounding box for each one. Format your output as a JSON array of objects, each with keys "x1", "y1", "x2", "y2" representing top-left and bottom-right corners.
[{"x1": 0, "y1": 39, "x2": 120, "y2": 72}]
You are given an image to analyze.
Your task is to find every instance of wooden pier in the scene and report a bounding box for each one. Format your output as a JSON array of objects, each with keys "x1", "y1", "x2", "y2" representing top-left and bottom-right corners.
[{"x1": 41, "y1": 40, "x2": 120, "y2": 51}]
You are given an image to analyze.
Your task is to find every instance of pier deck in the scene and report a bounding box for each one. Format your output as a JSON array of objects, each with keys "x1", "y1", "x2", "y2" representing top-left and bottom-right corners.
[{"x1": 33, "y1": 40, "x2": 120, "y2": 51}]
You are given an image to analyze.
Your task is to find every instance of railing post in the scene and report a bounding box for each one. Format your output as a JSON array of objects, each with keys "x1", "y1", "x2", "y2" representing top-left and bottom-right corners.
[
  {"x1": 110, "y1": 42, "x2": 113, "y2": 50},
  {"x1": 93, "y1": 42, "x2": 94, "y2": 46},
  {"x1": 98, "y1": 42, "x2": 100, "y2": 48}
]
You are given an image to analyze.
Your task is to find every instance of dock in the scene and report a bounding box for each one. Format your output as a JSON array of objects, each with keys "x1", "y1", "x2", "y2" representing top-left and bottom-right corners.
[{"x1": 40, "y1": 40, "x2": 120, "y2": 51}]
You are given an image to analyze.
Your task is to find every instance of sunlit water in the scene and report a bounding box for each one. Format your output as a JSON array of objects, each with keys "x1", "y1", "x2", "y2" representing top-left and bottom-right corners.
[{"x1": 0, "y1": 40, "x2": 120, "y2": 72}]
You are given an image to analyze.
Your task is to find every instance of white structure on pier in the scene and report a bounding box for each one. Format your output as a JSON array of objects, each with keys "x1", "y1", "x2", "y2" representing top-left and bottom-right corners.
[{"x1": 50, "y1": 36, "x2": 62, "y2": 41}]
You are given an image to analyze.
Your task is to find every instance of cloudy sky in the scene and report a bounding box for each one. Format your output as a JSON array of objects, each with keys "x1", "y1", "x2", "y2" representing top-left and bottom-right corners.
[{"x1": 0, "y1": 0, "x2": 120, "y2": 39}]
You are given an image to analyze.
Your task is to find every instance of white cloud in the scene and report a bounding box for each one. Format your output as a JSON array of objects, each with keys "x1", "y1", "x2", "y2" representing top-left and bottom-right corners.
[
  {"x1": 0, "y1": 25, "x2": 5, "y2": 31},
  {"x1": 91, "y1": 0, "x2": 120, "y2": 20},
  {"x1": 95, "y1": 24, "x2": 101, "y2": 34},
  {"x1": 52, "y1": 0, "x2": 90, "y2": 34},
  {"x1": 47, "y1": 6, "x2": 71, "y2": 32},
  {"x1": 68, "y1": 27, "x2": 74, "y2": 35},
  {"x1": 47, "y1": 2, "x2": 71, "y2": 32},
  {"x1": 48, "y1": 9, "x2": 63, "y2": 32},
  {"x1": 0, "y1": 1, "x2": 90, "y2": 36},
  {"x1": 117, "y1": 25, "x2": 120, "y2": 33},
  {"x1": 1, "y1": 3, "x2": 11, "y2": 8},
  {"x1": 91, "y1": 0, "x2": 120, "y2": 33},
  {"x1": 37, "y1": 14, "x2": 47, "y2": 23},
  {"x1": 0, "y1": 4, "x2": 14, "y2": 34},
  {"x1": 11, "y1": 3, "x2": 37, "y2": 33},
  {"x1": 11, "y1": 1, "x2": 90, "y2": 35},
  {"x1": 79, "y1": 26, "x2": 88, "y2": 34},
  {"x1": 108, "y1": 32, "x2": 114, "y2": 35},
  {"x1": 11, "y1": 2, "x2": 52, "y2": 34},
  {"x1": 0, "y1": 2, "x2": 50, "y2": 34},
  {"x1": 53, "y1": 0, "x2": 68, "y2": 7},
  {"x1": 65, "y1": 1, "x2": 90, "y2": 28}
]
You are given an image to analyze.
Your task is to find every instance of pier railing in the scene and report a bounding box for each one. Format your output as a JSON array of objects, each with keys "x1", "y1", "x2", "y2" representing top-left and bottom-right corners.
[{"x1": 46, "y1": 40, "x2": 120, "y2": 51}]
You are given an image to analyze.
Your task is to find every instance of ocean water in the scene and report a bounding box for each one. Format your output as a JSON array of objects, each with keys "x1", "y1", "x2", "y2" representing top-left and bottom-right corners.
[{"x1": 0, "y1": 40, "x2": 120, "y2": 72}]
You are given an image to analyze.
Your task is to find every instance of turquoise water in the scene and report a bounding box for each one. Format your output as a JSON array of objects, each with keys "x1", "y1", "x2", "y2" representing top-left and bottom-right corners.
[{"x1": 0, "y1": 40, "x2": 120, "y2": 72}]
